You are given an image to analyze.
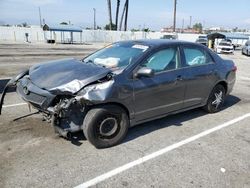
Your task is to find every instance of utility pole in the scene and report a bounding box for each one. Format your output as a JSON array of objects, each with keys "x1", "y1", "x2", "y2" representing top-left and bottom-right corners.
[
  {"x1": 182, "y1": 18, "x2": 184, "y2": 33},
  {"x1": 173, "y1": 0, "x2": 177, "y2": 32},
  {"x1": 38, "y1": 7, "x2": 42, "y2": 27},
  {"x1": 189, "y1": 16, "x2": 192, "y2": 29},
  {"x1": 93, "y1": 8, "x2": 96, "y2": 30}
]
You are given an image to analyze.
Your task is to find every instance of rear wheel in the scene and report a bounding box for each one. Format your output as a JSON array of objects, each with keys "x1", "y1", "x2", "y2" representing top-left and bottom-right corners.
[
  {"x1": 83, "y1": 105, "x2": 129, "y2": 148},
  {"x1": 203, "y1": 85, "x2": 226, "y2": 113}
]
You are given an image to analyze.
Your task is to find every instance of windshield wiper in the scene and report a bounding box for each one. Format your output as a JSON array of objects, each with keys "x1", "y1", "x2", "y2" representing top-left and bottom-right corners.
[{"x1": 83, "y1": 59, "x2": 94, "y2": 64}]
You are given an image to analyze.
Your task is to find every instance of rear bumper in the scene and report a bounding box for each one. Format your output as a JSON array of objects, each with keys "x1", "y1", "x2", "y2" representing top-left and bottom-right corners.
[{"x1": 226, "y1": 72, "x2": 236, "y2": 95}]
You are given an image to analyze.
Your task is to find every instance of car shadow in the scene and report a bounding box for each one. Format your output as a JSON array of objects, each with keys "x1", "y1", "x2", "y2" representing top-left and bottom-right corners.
[
  {"x1": 123, "y1": 95, "x2": 241, "y2": 144},
  {"x1": 67, "y1": 95, "x2": 240, "y2": 147}
]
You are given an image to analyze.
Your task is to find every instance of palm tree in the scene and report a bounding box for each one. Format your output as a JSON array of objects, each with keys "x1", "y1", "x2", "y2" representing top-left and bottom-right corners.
[
  {"x1": 124, "y1": 0, "x2": 129, "y2": 31},
  {"x1": 115, "y1": 0, "x2": 120, "y2": 30},
  {"x1": 107, "y1": 0, "x2": 112, "y2": 30},
  {"x1": 119, "y1": 0, "x2": 129, "y2": 31}
]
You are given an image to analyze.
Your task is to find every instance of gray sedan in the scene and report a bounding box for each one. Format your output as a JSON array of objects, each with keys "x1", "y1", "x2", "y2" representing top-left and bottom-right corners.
[{"x1": 0, "y1": 40, "x2": 236, "y2": 148}]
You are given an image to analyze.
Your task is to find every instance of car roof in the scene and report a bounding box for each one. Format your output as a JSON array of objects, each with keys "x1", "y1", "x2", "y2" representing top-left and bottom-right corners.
[{"x1": 117, "y1": 39, "x2": 197, "y2": 48}]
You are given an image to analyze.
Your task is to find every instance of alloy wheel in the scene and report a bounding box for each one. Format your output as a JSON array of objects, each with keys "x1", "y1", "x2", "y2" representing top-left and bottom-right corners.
[{"x1": 212, "y1": 91, "x2": 223, "y2": 109}]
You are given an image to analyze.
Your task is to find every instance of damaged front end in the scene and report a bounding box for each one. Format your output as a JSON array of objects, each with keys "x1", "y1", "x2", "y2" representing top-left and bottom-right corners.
[
  {"x1": 47, "y1": 77, "x2": 115, "y2": 138},
  {"x1": 0, "y1": 65, "x2": 115, "y2": 139},
  {"x1": 48, "y1": 97, "x2": 86, "y2": 138},
  {"x1": 0, "y1": 58, "x2": 117, "y2": 138}
]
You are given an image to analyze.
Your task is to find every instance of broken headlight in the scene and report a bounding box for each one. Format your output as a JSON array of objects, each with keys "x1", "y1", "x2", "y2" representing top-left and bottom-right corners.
[{"x1": 76, "y1": 80, "x2": 114, "y2": 101}]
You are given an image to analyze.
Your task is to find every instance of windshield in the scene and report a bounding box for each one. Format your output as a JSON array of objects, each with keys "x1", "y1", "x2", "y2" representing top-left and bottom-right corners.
[
  {"x1": 197, "y1": 39, "x2": 207, "y2": 42},
  {"x1": 219, "y1": 42, "x2": 232, "y2": 46},
  {"x1": 83, "y1": 43, "x2": 148, "y2": 69},
  {"x1": 198, "y1": 36, "x2": 207, "y2": 39}
]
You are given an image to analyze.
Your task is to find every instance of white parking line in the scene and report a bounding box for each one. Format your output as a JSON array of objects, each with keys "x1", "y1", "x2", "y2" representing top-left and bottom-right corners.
[
  {"x1": 3, "y1": 103, "x2": 27, "y2": 108},
  {"x1": 0, "y1": 77, "x2": 11, "y2": 80},
  {"x1": 239, "y1": 76, "x2": 250, "y2": 81},
  {"x1": 75, "y1": 113, "x2": 250, "y2": 188}
]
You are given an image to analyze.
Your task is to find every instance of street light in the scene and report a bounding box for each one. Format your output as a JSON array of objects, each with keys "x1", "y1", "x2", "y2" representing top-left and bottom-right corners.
[{"x1": 93, "y1": 8, "x2": 96, "y2": 30}]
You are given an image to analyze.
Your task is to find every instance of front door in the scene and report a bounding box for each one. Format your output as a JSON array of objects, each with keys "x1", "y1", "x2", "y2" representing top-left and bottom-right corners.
[{"x1": 133, "y1": 46, "x2": 186, "y2": 122}]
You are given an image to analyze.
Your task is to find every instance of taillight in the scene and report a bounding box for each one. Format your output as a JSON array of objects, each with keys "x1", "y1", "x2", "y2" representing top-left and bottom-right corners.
[{"x1": 232, "y1": 65, "x2": 237, "y2": 72}]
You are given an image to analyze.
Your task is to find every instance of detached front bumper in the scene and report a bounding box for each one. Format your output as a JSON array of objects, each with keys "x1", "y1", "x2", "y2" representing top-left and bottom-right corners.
[
  {"x1": 0, "y1": 69, "x2": 29, "y2": 114},
  {"x1": 16, "y1": 76, "x2": 56, "y2": 112},
  {"x1": 0, "y1": 80, "x2": 14, "y2": 115},
  {"x1": 0, "y1": 72, "x2": 56, "y2": 115}
]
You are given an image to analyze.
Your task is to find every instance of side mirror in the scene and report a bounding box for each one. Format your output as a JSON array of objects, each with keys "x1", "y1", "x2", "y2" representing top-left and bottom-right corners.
[{"x1": 135, "y1": 67, "x2": 154, "y2": 78}]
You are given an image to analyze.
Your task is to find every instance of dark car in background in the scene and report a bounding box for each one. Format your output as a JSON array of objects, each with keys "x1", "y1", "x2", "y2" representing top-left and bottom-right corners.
[
  {"x1": 195, "y1": 35, "x2": 208, "y2": 46},
  {"x1": 0, "y1": 40, "x2": 236, "y2": 148},
  {"x1": 195, "y1": 38, "x2": 208, "y2": 46},
  {"x1": 160, "y1": 34, "x2": 178, "y2": 40}
]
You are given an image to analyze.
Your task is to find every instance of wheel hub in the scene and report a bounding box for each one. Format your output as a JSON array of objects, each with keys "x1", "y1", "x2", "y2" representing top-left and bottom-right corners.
[
  {"x1": 99, "y1": 117, "x2": 118, "y2": 137},
  {"x1": 212, "y1": 91, "x2": 223, "y2": 109}
]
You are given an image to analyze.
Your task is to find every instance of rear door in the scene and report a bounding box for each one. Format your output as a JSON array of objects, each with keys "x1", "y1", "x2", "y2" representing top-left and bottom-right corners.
[
  {"x1": 133, "y1": 46, "x2": 186, "y2": 122},
  {"x1": 180, "y1": 45, "x2": 218, "y2": 108}
]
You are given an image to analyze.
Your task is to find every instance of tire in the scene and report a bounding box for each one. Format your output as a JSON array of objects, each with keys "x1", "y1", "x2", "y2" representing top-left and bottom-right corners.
[
  {"x1": 203, "y1": 84, "x2": 226, "y2": 113},
  {"x1": 83, "y1": 105, "x2": 129, "y2": 148}
]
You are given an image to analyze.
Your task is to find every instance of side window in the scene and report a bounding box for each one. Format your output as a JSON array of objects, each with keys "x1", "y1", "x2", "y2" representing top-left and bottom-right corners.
[
  {"x1": 142, "y1": 48, "x2": 178, "y2": 73},
  {"x1": 183, "y1": 47, "x2": 212, "y2": 67}
]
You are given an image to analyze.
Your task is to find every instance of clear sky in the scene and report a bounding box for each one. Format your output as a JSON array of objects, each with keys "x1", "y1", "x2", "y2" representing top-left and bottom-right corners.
[{"x1": 0, "y1": 0, "x2": 250, "y2": 30}]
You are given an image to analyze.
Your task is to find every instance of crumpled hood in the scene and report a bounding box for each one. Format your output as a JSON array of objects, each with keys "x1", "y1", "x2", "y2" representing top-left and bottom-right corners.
[{"x1": 29, "y1": 58, "x2": 111, "y2": 95}]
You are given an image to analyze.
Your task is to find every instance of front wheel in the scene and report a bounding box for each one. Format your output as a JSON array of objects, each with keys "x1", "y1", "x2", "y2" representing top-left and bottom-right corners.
[
  {"x1": 83, "y1": 105, "x2": 129, "y2": 148},
  {"x1": 203, "y1": 85, "x2": 226, "y2": 113}
]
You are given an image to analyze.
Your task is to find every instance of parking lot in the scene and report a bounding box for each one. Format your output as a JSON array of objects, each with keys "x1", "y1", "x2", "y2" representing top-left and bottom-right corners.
[{"x1": 0, "y1": 43, "x2": 250, "y2": 188}]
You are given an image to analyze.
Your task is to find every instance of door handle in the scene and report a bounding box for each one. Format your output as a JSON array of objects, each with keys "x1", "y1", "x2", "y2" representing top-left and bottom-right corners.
[
  {"x1": 209, "y1": 69, "x2": 216, "y2": 74},
  {"x1": 176, "y1": 75, "x2": 183, "y2": 81}
]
